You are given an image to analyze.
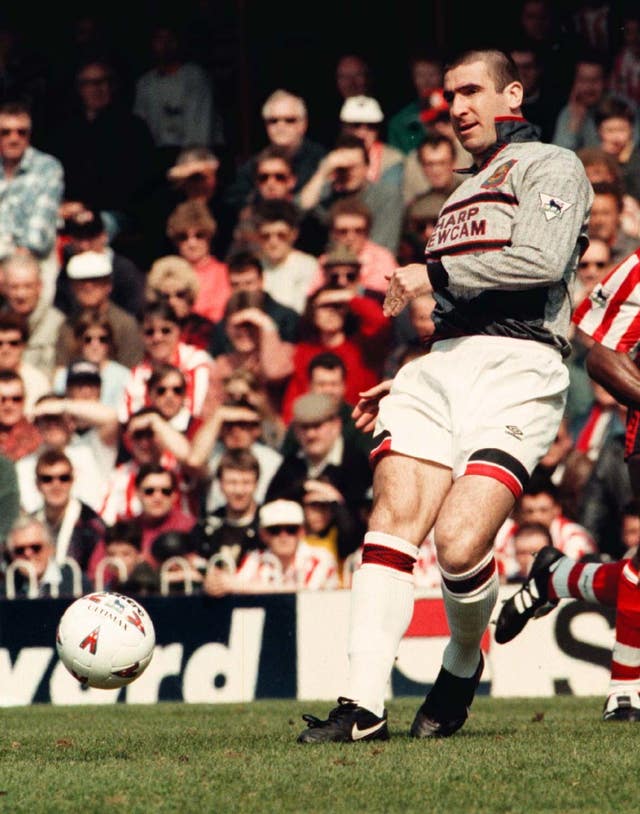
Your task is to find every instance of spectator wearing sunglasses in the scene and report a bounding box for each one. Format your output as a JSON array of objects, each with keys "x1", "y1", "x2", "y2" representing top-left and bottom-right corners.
[
  {"x1": 0, "y1": 370, "x2": 42, "y2": 462},
  {"x1": 280, "y1": 280, "x2": 391, "y2": 424},
  {"x1": 0, "y1": 514, "x2": 90, "y2": 599},
  {"x1": 53, "y1": 311, "x2": 130, "y2": 410},
  {"x1": 30, "y1": 448, "x2": 106, "y2": 580},
  {"x1": 100, "y1": 407, "x2": 191, "y2": 525},
  {"x1": 132, "y1": 463, "x2": 195, "y2": 567},
  {"x1": 307, "y1": 198, "x2": 397, "y2": 299},
  {"x1": 145, "y1": 255, "x2": 215, "y2": 351},
  {"x1": 203, "y1": 498, "x2": 337, "y2": 596},
  {"x1": 166, "y1": 200, "x2": 231, "y2": 323},
  {"x1": 146, "y1": 363, "x2": 200, "y2": 440},
  {"x1": 118, "y1": 301, "x2": 221, "y2": 424},
  {"x1": 0, "y1": 101, "x2": 63, "y2": 311},
  {"x1": 54, "y1": 207, "x2": 145, "y2": 320},
  {"x1": 0, "y1": 311, "x2": 49, "y2": 411},
  {"x1": 253, "y1": 199, "x2": 319, "y2": 314},
  {"x1": 230, "y1": 146, "x2": 327, "y2": 258},
  {"x1": 224, "y1": 89, "x2": 326, "y2": 216},
  {"x1": 55, "y1": 250, "x2": 144, "y2": 370},
  {"x1": 17, "y1": 391, "x2": 108, "y2": 514}
]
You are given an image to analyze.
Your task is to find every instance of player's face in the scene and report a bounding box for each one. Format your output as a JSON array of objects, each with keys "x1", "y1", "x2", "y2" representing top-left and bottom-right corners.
[{"x1": 444, "y1": 60, "x2": 522, "y2": 157}]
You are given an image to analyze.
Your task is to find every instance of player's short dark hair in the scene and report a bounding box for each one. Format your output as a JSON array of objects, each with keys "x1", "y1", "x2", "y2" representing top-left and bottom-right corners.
[{"x1": 444, "y1": 48, "x2": 520, "y2": 93}]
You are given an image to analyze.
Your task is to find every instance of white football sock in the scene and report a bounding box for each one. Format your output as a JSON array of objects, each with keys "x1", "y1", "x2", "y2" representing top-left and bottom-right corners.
[
  {"x1": 440, "y1": 551, "x2": 499, "y2": 678},
  {"x1": 347, "y1": 532, "x2": 418, "y2": 718}
]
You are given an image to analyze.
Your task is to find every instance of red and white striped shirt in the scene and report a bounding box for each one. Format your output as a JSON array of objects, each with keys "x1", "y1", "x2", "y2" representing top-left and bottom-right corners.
[
  {"x1": 572, "y1": 250, "x2": 640, "y2": 353},
  {"x1": 235, "y1": 541, "x2": 338, "y2": 591}
]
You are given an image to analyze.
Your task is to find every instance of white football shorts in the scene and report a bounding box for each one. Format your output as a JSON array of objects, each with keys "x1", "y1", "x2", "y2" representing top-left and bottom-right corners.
[{"x1": 371, "y1": 335, "x2": 569, "y2": 497}]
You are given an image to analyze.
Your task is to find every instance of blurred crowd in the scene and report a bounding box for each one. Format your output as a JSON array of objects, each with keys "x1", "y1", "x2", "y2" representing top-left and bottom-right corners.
[{"x1": 1, "y1": 1, "x2": 640, "y2": 599}]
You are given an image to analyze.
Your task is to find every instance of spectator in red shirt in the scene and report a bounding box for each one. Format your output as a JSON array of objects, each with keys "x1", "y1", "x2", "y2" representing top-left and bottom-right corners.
[
  {"x1": 281, "y1": 280, "x2": 390, "y2": 423},
  {"x1": 132, "y1": 463, "x2": 195, "y2": 567}
]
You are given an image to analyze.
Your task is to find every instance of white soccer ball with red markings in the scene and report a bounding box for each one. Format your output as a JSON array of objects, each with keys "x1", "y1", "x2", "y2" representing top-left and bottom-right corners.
[{"x1": 56, "y1": 592, "x2": 155, "y2": 689}]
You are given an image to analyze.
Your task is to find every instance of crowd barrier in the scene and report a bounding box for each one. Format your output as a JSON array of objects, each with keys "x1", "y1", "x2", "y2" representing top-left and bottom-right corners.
[{"x1": 0, "y1": 588, "x2": 616, "y2": 706}]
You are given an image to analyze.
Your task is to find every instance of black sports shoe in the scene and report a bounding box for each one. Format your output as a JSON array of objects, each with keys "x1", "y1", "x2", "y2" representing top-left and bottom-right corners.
[
  {"x1": 603, "y1": 692, "x2": 640, "y2": 722},
  {"x1": 410, "y1": 654, "x2": 484, "y2": 738},
  {"x1": 494, "y1": 545, "x2": 565, "y2": 645},
  {"x1": 297, "y1": 697, "x2": 389, "y2": 744}
]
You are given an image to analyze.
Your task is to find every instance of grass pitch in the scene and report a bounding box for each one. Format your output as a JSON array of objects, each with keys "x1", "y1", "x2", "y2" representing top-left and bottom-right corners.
[{"x1": 0, "y1": 696, "x2": 636, "y2": 814}]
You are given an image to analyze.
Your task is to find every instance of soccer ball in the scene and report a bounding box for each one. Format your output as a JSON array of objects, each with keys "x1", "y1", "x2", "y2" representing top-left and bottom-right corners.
[{"x1": 56, "y1": 592, "x2": 155, "y2": 689}]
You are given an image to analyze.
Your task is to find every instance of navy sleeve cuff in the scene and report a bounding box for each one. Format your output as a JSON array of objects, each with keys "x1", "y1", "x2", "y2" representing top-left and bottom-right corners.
[{"x1": 426, "y1": 258, "x2": 449, "y2": 290}]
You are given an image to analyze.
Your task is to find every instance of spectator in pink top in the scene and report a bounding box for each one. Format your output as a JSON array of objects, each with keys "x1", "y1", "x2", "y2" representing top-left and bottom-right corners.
[{"x1": 166, "y1": 200, "x2": 231, "y2": 323}]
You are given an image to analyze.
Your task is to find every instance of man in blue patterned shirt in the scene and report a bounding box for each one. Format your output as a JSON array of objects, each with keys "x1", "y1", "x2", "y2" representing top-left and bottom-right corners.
[{"x1": 0, "y1": 101, "x2": 64, "y2": 307}]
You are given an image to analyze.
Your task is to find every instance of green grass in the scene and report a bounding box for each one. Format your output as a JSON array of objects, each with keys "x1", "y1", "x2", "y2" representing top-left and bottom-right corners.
[{"x1": 0, "y1": 697, "x2": 636, "y2": 814}]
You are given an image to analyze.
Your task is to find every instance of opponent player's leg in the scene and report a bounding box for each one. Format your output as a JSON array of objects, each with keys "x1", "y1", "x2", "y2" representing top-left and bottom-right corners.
[
  {"x1": 495, "y1": 548, "x2": 626, "y2": 644},
  {"x1": 297, "y1": 452, "x2": 452, "y2": 744},
  {"x1": 410, "y1": 473, "x2": 513, "y2": 738}
]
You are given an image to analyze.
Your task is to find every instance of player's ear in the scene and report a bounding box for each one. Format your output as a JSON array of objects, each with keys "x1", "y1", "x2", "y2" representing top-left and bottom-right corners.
[{"x1": 505, "y1": 80, "x2": 524, "y2": 112}]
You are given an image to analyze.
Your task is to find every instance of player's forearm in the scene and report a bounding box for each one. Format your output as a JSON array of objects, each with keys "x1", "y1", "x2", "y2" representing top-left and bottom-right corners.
[{"x1": 586, "y1": 343, "x2": 640, "y2": 408}]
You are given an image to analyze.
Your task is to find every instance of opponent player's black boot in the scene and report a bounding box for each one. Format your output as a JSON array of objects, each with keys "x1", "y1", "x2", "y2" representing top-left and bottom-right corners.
[
  {"x1": 603, "y1": 692, "x2": 640, "y2": 722},
  {"x1": 410, "y1": 654, "x2": 484, "y2": 738},
  {"x1": 494, "y1": 545, "x2": 564, "y2": 644},
  {"x1": 297, "y1": 697, "x2": 389, "y2": 743}
]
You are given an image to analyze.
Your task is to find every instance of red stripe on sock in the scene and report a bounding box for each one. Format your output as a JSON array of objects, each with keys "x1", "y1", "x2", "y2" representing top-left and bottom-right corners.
[
  {"x1": 463, "y1": 462, "x2": 522, "y2": 498},
  {"x1": 362, "y1": 543, "x2": 416, "y2": 574},
  {"x1": 611, "y1": 661, "x2": 640, "y2": 681},
  {"x1": 442, "y1": 557, "x2": 496, "y2": 595},
  {"x1": 567, "y1": 562, "x2": 587, "y2": 598}
]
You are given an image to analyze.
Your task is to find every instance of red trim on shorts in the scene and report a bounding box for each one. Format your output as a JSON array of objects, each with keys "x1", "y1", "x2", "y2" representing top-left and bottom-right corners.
[
  {"x1": 362, "y1": 543, "x2": 416, "y2": 574},
  {"x1": 369, "y1": 436, "x2": 393, "y2": 468},
  {"x1": 463, "y1": 461, "x2": 523, "y2": 498}
]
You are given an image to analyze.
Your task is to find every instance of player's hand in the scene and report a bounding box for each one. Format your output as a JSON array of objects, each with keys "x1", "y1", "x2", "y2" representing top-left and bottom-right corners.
[
  {"x1": 351, "y1": 380, "x2": 393, "y2": 433},
  {"x1": 383, "y1": 263, "x2": 432, "y2": 316}
]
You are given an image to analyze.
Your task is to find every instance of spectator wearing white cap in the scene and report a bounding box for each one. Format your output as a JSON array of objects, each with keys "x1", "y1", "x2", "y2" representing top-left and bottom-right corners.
[
  {"x1": 339, "y1": 95, "x2": 405, "y2": 190},
  {"x1": 54, "y1": 207, "x2": 145, "y2": 319},
  {"x1": 203, "y1": 498, "x2": 338, "y2": 596},
  {"x1": 54, "y1": 250, "x2": 144, "y2": 370}
]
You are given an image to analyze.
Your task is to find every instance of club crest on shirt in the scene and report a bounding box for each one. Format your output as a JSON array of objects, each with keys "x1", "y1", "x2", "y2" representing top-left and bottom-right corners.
[
  {"x1": 481, "y1": 159, "x2": 517, "y2": 188},
  {"x1": 539, "y1": 193, "x2": 573, "y2": 221}
]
